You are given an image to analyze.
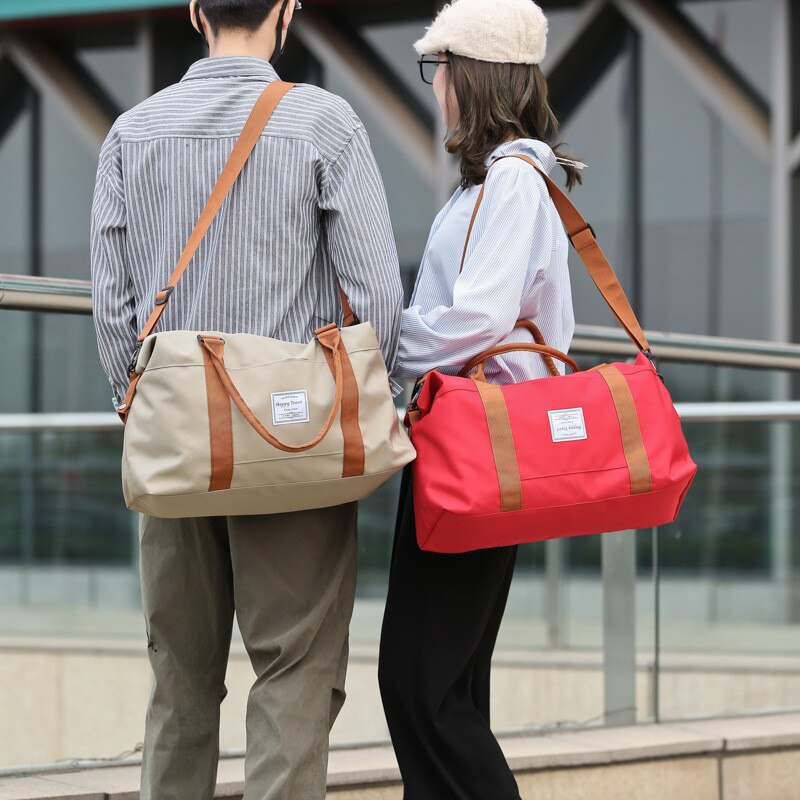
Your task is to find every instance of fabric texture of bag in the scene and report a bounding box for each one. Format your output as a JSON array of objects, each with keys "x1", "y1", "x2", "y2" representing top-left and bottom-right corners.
[
  {"x1": 408, "y1": 154, "x2": 696, "y2": 553},
  {"x1": 120, "y1": 81, "x2": 415, "y2": 518}
]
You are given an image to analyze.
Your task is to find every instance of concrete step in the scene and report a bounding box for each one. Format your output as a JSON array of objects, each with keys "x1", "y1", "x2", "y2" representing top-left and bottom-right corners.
[{"x1": 3, "y1": 711, "x2": 800, "y2": 800}]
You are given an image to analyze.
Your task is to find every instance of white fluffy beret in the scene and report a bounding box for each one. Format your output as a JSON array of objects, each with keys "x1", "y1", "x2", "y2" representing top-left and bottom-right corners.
[{"x1": 414, "y1": 0, "x2": 548, "y2": 65}]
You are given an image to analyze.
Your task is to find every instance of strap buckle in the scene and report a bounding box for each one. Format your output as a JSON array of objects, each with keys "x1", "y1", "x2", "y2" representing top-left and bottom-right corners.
[
  {"x1": 154, "y1": 286, "x2": 175, "y2": 306},
  {"x1": 643, "y1": 348, "x2": 665, "y2": 384},
  {"x1": 568, "y1": 223, "x2": 596, "y2": 249},
  {"x1": 408, "y1": 377, "x2": 425, "y2": 412},
  {"x1": 127, "y1": 341, "x2": 143, "y2": 375}
]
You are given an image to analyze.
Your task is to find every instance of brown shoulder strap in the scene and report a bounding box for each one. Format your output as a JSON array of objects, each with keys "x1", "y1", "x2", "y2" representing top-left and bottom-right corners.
[
  {"x1": 459, "y1": 153, "x2": 651, "y2": 355},
  {"x1": 133, "y1": 80, "x2": 356, "y2": 348}
]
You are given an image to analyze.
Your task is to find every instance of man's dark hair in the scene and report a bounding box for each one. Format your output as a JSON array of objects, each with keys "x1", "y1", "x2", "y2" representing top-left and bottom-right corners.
[{"x1": 198, "y1": 0, "x2": 280, "y2": 37}]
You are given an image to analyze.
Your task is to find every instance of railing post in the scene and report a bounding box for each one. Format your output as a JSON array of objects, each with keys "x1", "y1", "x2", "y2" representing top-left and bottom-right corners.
[{"x1": 603, "y1": 530, "x2": 637, "y2": 726}]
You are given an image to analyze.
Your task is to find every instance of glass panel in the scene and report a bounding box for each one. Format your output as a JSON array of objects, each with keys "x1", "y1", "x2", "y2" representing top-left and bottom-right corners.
[
  {"x1": 657, "y1": 415, "x2": 800, "y2": 720},
  {"x1": 0, "y1": 310, "x2": 117, "y2": 412}
]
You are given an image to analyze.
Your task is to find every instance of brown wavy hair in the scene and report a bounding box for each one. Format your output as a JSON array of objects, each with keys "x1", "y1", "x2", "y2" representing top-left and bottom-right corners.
[{"x1": 443, "y1": 53, "x2": 582, "y2": 192}]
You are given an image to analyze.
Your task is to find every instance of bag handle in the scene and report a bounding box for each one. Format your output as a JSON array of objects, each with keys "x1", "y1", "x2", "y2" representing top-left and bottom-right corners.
[
  {"x1": 459, "y1": 153, "x2": 652, "y2": 357},
  {"x1": 197, "y1": 325, "x2": 350, "y2": 453},
  {"x1": 459, "y1": 342, "x2": 579, "y2": 379},
  {"x1": 513, "y1": 319, "x2": 560, "y2": 376}
]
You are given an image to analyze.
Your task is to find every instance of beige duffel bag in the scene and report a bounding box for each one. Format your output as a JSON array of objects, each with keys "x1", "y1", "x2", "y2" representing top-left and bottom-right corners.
[{"x1": 117, "y1": 81, "x2": 415, "y2": 518}]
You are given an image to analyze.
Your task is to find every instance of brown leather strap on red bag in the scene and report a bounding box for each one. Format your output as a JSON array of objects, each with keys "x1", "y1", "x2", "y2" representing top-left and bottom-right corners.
[
  {"x1": 459, "y1": 342, "x2": 579, "y2": 378},
  {"x1": 514, "y1": 320, "x2": 560, "y2": 377},
  {"x1": 459, "y1": 154, "x2": 651, "y2": 356},
  {"x1": 475, "y1": 382, "x2": 523, "y2": 512},
  {"x1": 593, "y1": 364, "x2": 653, "y2": 494}
]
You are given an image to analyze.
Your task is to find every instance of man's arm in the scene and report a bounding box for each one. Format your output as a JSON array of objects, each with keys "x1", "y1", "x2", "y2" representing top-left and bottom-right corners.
[
  {"x1": 319, "y1": 124, "x2": 404, "y2": 374},
  {"x1": 90, "y1": 131, "x2": 137, "y2": 409}
]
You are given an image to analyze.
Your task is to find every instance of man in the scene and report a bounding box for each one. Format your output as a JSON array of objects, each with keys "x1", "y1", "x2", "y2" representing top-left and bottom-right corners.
[{"x1": 90, "y1": 1, "x2": 404, "y2": 798}]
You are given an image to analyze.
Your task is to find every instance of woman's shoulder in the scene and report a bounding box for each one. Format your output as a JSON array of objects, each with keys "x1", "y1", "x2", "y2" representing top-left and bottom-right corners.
[
  {"x1": 486, "y1": 138, "x2": 556, "y2": 194},
  {"x1": 484, "y1": 155, "x2": 550, "y2": 203}
]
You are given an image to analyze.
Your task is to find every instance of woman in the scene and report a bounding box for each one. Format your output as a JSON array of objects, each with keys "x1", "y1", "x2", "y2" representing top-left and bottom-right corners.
[{"x1": 379, "y1": 1, "x2": 580, "y2": 798}]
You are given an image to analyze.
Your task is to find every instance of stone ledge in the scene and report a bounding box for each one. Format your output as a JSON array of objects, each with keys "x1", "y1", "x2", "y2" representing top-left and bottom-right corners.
[{"x1": 2, "y1": 711, "x2": 800, "y2": 799}]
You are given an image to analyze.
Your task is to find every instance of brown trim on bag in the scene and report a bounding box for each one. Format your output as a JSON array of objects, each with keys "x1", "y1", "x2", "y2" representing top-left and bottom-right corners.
[
  {"x1": 201, "y1": 337, "x2": 235, "y2": 492},
  {"x1": 475, "y1": 381, "x2": 524, "y2": 512},
  {"x1": 317, "y1": 324, "x2": 366, "y2": 478},
  {"x1": 594, "y1": 364, "x2": 653, "y2": 495},
  {"x1": 196, "y1": 327, "x2": 354, "y2": 455},
  {"x1": 117, "y1": 372, "x2": 141, "y2": 424},
  {"x1": 514, "y1": 320, "x2": 560, "y2": 376},
  {"x1": 459, "y1": 341, "x2": 579, "y2": 378}
]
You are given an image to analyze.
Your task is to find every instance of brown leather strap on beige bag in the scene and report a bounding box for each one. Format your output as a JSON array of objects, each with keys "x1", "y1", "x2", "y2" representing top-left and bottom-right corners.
[
  {"x1": 119, "y1": 80, "x2": 357, "y2": 422},
  {"x1": 197, "y1": 325, "x2": 358, "y2": 455},
  {"x1": 200, "y1": 336, "x2": 235, "y2": 491},
  {"x1": 459, "y1": 153, "x2": 651, "y2": 356}
]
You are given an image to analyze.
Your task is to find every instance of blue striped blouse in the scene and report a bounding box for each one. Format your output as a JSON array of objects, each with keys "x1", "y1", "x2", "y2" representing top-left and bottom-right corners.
[{"x1": 393, "y1": 138, "x2": 575, "y2": 385}]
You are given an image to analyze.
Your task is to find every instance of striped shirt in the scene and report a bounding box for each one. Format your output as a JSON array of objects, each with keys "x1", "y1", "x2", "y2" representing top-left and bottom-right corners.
[
  {"x1": 91, "y1": 56, "x2": 404, "y2": 409},
  {"x1": 394, "y1": 139, "x2": 575, "y2": 384}
]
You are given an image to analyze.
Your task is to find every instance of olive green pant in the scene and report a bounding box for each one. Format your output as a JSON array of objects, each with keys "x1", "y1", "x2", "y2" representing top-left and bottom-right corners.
[{"x1": 138, "y1": 502, "x2": 358, "y2": 800}]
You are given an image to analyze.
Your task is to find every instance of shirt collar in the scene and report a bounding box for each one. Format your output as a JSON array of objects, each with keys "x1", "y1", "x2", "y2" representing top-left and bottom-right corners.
[
  {"x1": 180, "y1": 56, "x2": 280, "y2": 83},
  {"x1": 485, "y1": 138, "x2": 557, "y2": 174}
]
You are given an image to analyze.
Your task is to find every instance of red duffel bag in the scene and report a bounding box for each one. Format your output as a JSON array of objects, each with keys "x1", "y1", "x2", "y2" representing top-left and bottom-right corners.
[{"x1": 407, "y1": 155, "x2": 697, "y2": 553}]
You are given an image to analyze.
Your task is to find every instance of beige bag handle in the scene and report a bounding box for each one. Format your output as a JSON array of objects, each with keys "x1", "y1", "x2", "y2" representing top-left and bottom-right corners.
[
  {"x1": 197, "y1": 326, "x2": 350, "y2": 453},
  {"x1": 459, "y1": 153, "x2": 652, "y2": 357}
]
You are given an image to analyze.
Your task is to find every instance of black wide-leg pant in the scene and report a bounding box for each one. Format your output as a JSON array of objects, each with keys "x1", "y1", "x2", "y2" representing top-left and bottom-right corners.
[{"x1": 379, "y1": 466, "x2": 522, "y2": 800}]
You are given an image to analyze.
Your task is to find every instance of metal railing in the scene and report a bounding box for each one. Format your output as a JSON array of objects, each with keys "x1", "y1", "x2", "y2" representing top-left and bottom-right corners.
[
  {"x1": 3, "y1": 402, "x2": 800, "y2": 432},
  {"x1": 5, "y1": 274, "x2": 800, "y2": 371}
]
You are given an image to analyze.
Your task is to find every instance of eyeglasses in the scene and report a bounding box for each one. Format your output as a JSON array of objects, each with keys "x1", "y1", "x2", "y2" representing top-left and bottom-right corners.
[{"x1": 418, "y1": 56, "x2": 449, "y2": 85}]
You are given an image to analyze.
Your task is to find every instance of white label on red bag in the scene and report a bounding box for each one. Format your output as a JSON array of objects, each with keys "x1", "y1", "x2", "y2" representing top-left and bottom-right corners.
[
  {"x1": 548, "y1": 407, "x2": 587, "y2": 442},
  {"x1": 271, "y1": 390, "x2": 310, "y2": 426}
]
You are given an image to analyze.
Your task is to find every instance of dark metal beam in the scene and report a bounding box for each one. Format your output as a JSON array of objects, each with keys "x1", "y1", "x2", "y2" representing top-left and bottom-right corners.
[
  {"x1": 0, "y1": 56, "x2": 27, "y2": 144},
  {"x1": 546, "y1": 4, "x2": 629, "y2": 124}
]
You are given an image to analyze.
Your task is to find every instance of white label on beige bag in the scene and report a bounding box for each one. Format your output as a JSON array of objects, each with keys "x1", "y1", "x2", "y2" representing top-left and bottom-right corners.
[
  {"x1": 271, "y1": 390, "x2": 310, "y2": 426},
  {"x1": 548, "y1": 407, "x2": 587, "y2": 442}
]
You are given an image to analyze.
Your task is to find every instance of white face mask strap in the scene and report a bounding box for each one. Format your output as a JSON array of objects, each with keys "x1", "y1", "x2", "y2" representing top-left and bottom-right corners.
[{"x1": 270, "y1": 0, "x2": 291, "y2": 65}]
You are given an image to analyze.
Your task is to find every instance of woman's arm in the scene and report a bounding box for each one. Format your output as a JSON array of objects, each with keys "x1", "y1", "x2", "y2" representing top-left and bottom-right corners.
[{"x1": 393, "y1": 159, "x2": 554, "y2": 379}]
